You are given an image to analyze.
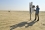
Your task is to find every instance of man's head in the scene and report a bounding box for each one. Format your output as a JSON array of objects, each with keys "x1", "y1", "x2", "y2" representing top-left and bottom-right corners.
[
  {"x1": 32, "y1": 5, "x2": 35, "y2": 8},
  {"x1": 36, "y1": 5, "x2": 39, "y2": 8}
]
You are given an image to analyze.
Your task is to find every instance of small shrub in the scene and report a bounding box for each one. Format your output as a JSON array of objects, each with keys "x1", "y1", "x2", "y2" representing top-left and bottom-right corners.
[{"x1": 8, "y1": 11, "x2": 10, "y2": 12}]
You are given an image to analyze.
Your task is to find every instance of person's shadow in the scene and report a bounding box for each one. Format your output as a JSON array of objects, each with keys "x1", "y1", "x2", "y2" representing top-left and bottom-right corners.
[{"x1": 10, "y1": 20, "x2": 38, "y2": 30}]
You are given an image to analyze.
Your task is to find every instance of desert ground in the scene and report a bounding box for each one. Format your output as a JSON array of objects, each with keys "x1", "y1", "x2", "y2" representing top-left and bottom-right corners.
[{"x1": 0, "y1": 11, "x2": 45, "y2": 30}]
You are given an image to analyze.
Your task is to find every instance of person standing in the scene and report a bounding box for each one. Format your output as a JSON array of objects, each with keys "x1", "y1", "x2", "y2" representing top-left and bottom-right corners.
[{"x1": 34, "y1": 5, "x2": 40, "y2": 21}]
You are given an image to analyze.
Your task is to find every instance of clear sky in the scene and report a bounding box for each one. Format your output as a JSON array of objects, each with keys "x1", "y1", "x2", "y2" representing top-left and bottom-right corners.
[{"x1": 0, "y1": 0, "x2": 45, "y2": 11}]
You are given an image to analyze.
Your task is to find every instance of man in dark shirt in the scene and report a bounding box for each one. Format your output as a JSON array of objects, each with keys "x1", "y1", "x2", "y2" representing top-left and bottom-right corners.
[{"x1": 34, "y1": 5, "x2": 40, "y2": 21}]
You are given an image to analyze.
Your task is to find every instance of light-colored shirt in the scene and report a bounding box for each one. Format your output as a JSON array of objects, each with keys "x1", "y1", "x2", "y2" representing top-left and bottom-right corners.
[{"x1": 31, "y1": 8, "x2": 35, "y2": 13}]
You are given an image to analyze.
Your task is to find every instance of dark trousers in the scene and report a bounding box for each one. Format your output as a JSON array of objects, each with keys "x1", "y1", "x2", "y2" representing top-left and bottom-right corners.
[{"x1": 35, "y1": 13, "x2": 39, "y2": 20}]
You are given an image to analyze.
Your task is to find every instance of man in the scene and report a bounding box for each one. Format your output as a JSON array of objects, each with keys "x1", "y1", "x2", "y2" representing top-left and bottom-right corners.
[
  {"x1": 34, "y1": 5, "x2": 40, "y2": 21},
  {"x1": 30, "y1": 5, "x2": 35, "y2": 14},
  {"x1": 30, "y1": 5, "x2": 35, "y2": 20}
]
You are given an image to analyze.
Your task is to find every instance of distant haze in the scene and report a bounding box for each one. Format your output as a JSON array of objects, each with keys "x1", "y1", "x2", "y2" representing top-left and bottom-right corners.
[{"x1": 0, "y1": 0, "x2": 45, "y2": 11}]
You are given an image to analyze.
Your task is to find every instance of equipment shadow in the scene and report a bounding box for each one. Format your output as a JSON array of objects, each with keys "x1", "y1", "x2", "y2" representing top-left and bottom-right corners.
[{"x1": 10, "y1": 20, "x2": 38, "y2": 30}]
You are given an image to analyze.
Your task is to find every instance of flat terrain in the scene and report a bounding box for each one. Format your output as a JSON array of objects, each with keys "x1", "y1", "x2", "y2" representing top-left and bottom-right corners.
[{"x1": 0, "y1": 11, "x2": 45, "y2": 30}]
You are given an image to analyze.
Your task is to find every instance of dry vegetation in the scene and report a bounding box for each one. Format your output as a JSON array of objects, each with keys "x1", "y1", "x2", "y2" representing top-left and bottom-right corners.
[{"x1": 0, "y1": 11, "x2": 45, "y2": 30}]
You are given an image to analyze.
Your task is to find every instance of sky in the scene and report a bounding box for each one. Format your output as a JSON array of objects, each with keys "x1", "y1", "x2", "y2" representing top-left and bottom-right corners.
[{"x1": 0, "y1": 0, "x2": 45, "y2": 11}]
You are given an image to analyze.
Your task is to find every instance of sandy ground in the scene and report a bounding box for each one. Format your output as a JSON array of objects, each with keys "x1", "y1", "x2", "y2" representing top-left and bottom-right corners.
[{"x1": 0, "y1": 11, "x2": 45, "y2": 30}]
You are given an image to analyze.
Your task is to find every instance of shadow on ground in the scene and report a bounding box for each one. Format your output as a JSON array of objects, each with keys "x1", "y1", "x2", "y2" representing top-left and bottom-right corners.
[{"x1": 10, "y1": 20, "x2": 38, "y2": 30}]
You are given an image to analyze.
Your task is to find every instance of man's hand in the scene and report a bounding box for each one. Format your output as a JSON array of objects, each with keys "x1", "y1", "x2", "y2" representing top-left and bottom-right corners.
[{"x1": 34, "y1": 10, "x2": 36, "y2": 11}]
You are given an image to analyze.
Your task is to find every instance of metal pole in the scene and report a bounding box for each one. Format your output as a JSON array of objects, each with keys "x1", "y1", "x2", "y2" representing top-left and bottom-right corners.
[
  {"x1": 29, "y1": 2, "x2": 33, "y2": 20},
  {"x1": 30, "y1": 7, "x2": 31, "y2": 20}
]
